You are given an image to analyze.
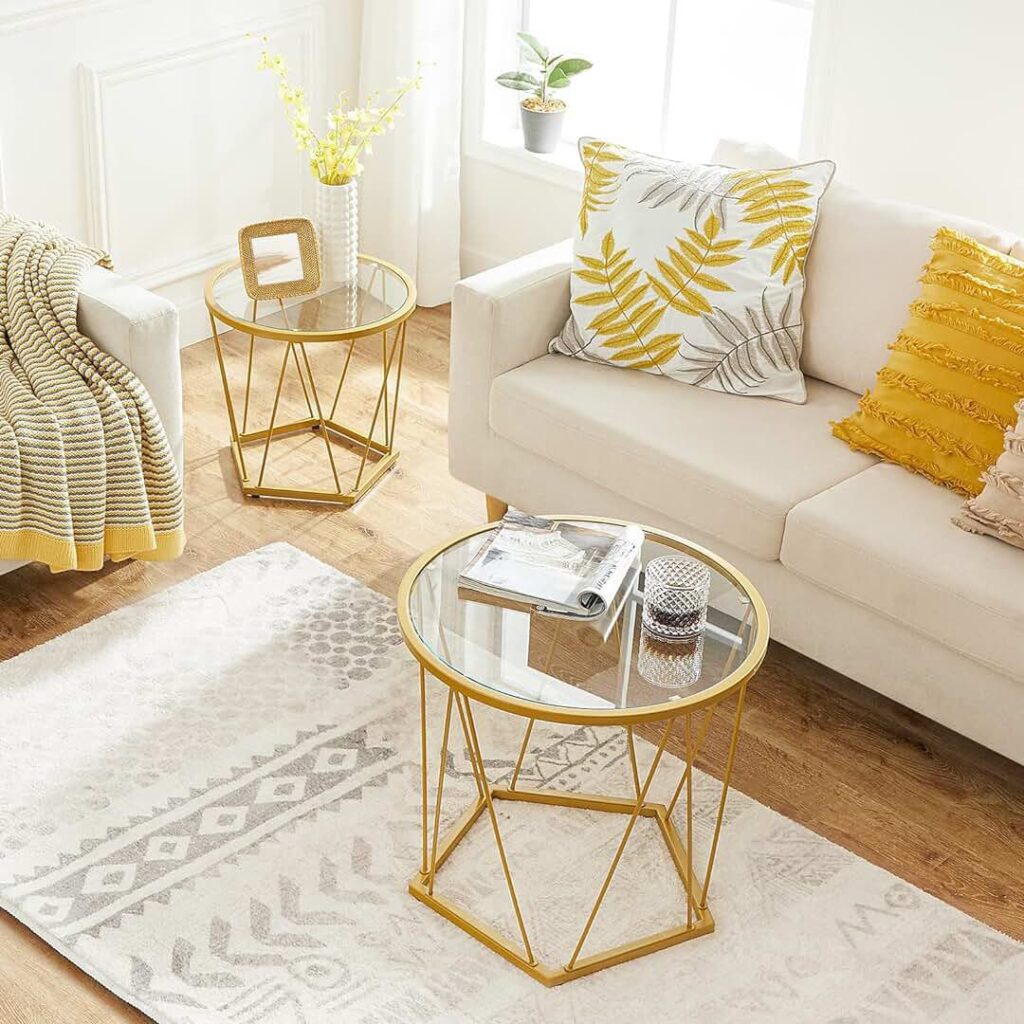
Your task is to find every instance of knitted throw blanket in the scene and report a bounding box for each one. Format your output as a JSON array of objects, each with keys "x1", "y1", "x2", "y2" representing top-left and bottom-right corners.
[{"x1": 0, "y1": 215, "x2": 184, "y2": 571}]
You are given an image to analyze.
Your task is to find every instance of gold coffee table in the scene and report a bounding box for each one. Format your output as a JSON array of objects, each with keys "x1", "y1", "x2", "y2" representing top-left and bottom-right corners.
[
  {"x1": 398, "y1": 517, "x2": 769, "y2": 986},
  {"x1": 204, "y1": 255, "x2": 416, "y2": 505}
]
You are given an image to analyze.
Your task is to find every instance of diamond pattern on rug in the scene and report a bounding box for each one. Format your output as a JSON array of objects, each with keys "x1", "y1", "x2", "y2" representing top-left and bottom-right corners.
[
  {"x1": 0, "y1": 543, "x2": 1020, "y2": 1024},
  {"x1": 6, "y1": 722, "x2": 398, "y2": 942}
]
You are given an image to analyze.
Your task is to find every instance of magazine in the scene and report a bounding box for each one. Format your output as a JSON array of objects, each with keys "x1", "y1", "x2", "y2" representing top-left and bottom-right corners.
[{"x1": 458, "y1": 512, "x2": 643, "y2": 623}]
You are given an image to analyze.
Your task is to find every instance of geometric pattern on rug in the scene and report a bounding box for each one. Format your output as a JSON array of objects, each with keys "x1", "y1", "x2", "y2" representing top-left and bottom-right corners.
[
  {"x1": 0, "y1": 543, "x2": 1020, "y2": 1024},
  {"x1": 8, "y1": 723, "x2": 399, "y2": 942}
]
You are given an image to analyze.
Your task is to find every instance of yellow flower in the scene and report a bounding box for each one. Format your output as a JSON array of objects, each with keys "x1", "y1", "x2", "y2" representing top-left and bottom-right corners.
[{"x1": 257, "y1": 40, "x2": 422, "y2": 185}]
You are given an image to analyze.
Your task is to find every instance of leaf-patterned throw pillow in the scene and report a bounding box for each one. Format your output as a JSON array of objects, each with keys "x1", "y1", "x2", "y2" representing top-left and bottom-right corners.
[{"x1": 550, "y1": 137, "x2": 835, "y2": 403}]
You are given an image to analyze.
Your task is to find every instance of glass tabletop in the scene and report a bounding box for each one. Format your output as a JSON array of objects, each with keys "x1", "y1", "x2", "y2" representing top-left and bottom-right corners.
[
  {"x1": 405, "y1": 522, "x2": 765, "y2": 717},
  {"x1": 208, "y1": 254, "x2": 413, "y2": 339}
]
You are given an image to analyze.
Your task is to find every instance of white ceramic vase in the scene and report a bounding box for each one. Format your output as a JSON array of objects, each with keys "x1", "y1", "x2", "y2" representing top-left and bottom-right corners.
[{"x1": 314, "y1": 178, "x2": 359, "y2": 285}]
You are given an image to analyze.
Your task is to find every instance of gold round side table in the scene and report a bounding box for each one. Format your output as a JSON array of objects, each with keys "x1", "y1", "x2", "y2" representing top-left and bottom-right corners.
[
  {"x1": 204, "y1": 255, "x2": 416, "y2": 505},
  {"x1": 397, "y1": 517, "x2": 769, "y2": 987}
]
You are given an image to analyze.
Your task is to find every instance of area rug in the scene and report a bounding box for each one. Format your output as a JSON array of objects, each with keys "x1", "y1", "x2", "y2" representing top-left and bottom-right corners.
[{"x1": 0, "y1": 544, "x2": 1020, "y2": 1023}]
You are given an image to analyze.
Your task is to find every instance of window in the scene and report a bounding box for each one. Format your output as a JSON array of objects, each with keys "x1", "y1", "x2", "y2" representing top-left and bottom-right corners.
[{"x1": 467, "y1": 0, "x2": 816, "y2": 174}]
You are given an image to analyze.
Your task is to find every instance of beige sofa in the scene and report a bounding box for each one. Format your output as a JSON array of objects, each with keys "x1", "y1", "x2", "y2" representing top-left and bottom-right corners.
[
  {"x1": 0, "y1": 265, "x2": 182, "y2": 578},
  {"x1": 448, "y1": 141, "x2": 1024, "y2": 765}
]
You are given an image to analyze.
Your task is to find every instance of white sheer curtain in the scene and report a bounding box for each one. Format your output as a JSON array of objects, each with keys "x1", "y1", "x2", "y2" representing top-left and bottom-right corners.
[{"x1": 357, "y1": 0, "x2": 464, "y2": 307}]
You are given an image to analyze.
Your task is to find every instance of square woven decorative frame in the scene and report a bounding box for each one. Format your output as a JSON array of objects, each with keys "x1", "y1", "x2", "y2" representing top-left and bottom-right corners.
[{"x1": 238, "y1": 217, "x2": 321, "y2": 301}]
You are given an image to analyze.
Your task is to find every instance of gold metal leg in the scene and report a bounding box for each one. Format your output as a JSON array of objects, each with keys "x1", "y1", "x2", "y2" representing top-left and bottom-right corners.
[
  {"x1": 328, "y1": 337, "x2": 358, "y2": 421},
  {"x1": 381, "y1": 329, "x2": 390, "y2": 444},
  {"x1": 666, "y1": 704, "x2": 717, "y2": 818},
  {"x1": 700, "y1": 684, "x2": 747, "y2": 909},
  {"x1": 386, "y1": 324, "x2": 407, "y2": 451},
  {"x1": 419, "y1": 665, "x2": 428, "y2": 877},
  {"x1": 454, "y1": 689, "x2": 484, "y2": 799},
  {"x1": 241, "y1": 299, "x2": 258, "y2": 434},
  {"x1": 566, "y1": 718, "x2": 674, "y2": 971},
  {"x1": 353, "y1": 329, "x2": 400, "y2": 491},
  {"x1": 289, "y1": 344, "x2": 316, "y2": 421},
  {"x1": 625, "y1": 725, "x2": 642, "y2": 800},
  {"x1": 296, "y1": 341, "x2": 342, "y2": 493},
  {"x1": 460, "y1": 695, "x2": 536, "y2": 965},
  {"x1": 209, "y1": 313, "x2": 248, "y2": 481},
  {"x1": 256, "y1": 341, "x2": 294, "y2": 487},
  {"x1": 427, "y1": 690, "x2": 455, "y2": 895},
  {"x1": 509, "y1": 719, "x2": 535, "y2": 791},
  {"x1": 272, "y1": 298, "x2": 315, "y2": 420},
  {"x1": 684, "y1": 715, "x2": 694, "y2": 929}
]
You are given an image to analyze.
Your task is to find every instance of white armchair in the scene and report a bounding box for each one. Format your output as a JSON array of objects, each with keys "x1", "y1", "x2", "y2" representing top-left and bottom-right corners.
[{"x1": 0, "y1": 266, "x2": 182, "y2": 577}]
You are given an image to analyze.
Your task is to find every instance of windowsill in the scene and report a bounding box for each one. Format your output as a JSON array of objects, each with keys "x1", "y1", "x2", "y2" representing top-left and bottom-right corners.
[{"x1": 464, "y1": 128, "x2": 583, "y2": 191}]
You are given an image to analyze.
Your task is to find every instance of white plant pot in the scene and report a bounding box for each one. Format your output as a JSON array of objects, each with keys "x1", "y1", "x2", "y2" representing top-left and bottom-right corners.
[
  {"x1": 314, "y1": 178, "x2": 359, "y2": 285},
  {"x1": 520, "y1": 105, "x2": 566, "y2": 154}
]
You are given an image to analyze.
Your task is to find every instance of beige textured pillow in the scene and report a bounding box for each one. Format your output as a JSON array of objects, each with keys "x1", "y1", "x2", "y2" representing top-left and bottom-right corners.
[{"x1": 954, "y1": 399, "x2": 1024, "y2": 548}]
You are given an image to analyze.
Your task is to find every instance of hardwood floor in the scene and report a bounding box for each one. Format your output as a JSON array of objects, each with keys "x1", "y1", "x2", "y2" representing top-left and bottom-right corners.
[{"x1": 1, "y1": 304, "x2": 1022, "y2": 1021}]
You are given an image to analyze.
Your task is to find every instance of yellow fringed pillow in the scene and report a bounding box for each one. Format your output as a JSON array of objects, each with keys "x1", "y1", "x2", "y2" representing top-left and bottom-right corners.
[{"x1": 832, "y1": 227, "x2": 1024, "y2": 495}]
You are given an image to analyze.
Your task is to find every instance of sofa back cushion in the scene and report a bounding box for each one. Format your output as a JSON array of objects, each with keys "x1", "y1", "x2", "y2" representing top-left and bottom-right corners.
[{"x1": 713, "y1": 140, "x2": 1024, "y2": 395}]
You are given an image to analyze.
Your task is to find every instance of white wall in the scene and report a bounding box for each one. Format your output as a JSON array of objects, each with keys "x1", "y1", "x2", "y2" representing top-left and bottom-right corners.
[
  {"x1": 0, "y1": 0, "x2": 362, "y2": 345},
  {"x1": 460, "y1": 0, "x2": 1024, "y2": 277},
  {"x1": 460, "y1": 158, "x2": 577, "y2": 277},
  {"x1": 802, "y1": 0, "x2": 1024, "y2": 236}
]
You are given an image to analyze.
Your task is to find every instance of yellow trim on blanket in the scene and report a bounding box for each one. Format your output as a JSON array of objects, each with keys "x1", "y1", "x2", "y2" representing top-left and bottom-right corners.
[
  {"x1": 0, "y1": 526, "x2": 186, "y2": 573},
  {"x1": 104, "y1": 523, "x2": 159, "y2": 556},
  {"x1": 117, "y1": 528, "x2": 186, "y2": 563},
  {"x1": 0, "y1": 529, "x2": 80, "y2": 572}
]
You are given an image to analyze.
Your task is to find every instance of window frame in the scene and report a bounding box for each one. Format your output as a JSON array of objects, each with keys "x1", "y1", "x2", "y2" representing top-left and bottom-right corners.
[
  {"x1": 462, "y1": 0, "x2": 584, "y2": 188},
  {"x1": 462, "y1": 0, "x2": 823, "y2": 187}
]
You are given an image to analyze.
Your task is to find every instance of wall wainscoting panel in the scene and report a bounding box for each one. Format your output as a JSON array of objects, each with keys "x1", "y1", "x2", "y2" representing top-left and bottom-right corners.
[
  {"x1": 0, "y1": 0, "x2": 134, "y2": 36},
  {"x1": 77, "y1": 7, "x2": 322, "y2": 343},
  {"x1": 78, "y1": 8, "x2": 321, "y2": 287},
  {"x1": 0, "y1": 0, "x2": 360, "y2": 346}
]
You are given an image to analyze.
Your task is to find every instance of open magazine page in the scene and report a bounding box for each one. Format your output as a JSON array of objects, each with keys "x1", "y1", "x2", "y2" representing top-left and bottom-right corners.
[{"x1": 458, "y1": 513, "x2": 643, "y2": 619}]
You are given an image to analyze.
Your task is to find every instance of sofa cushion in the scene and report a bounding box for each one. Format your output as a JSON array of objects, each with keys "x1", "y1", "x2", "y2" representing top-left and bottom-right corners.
[
  {"x1": 781, "y1": 463, "x2": 1024, "y2": 680},
  {"x1": 831, "y1": 227, "x2": 1024, "y2": 497},
  {"x1": 955, "y1": 398, "x2": 1024, "y2": 549},
  {"x1": 550, "y1": 137, "x2": 835, "y2": 404},
  {"x1": 712, "y1": 140, "x2": 1024, "y2": 395},
  {"x1": 489, "y1": 354, "x2": 875, "y2": 561}
]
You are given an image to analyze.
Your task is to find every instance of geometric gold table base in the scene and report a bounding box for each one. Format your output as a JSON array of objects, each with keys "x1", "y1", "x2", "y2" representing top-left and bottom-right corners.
[
  {"x1": 409, "y1": 788, "x2": 715, "y2": 987},
  {"x1": 412, "y1": 670, "x2": 746, "y2": 987},
  {"x1": 209, "y1": 304, "x2": 407, "y2": 507},
  {"x1": 230, "y1": 417, "x2": 398, "y2": 506}
]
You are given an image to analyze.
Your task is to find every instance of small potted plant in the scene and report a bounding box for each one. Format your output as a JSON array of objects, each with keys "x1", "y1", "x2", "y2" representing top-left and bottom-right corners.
[{"x1": 496, "y1": 33, "x2": 592, "y2": 154}]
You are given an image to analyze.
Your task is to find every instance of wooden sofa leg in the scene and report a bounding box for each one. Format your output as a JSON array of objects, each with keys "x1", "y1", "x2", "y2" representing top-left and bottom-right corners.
[{"x1": 485, "y1": 495, "x2": 508, "y2": 522}]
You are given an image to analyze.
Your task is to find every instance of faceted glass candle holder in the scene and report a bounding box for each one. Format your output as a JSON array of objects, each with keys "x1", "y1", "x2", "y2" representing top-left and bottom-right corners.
[
  {"x1": 641, "y1": 555, "x2": 711, "y2": 643},
  {"x1": 638, "y1": 631, "x2": 705, "y2": 689}
]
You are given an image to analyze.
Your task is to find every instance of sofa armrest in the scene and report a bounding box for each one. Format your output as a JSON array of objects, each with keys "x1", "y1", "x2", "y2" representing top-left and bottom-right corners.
[
  {"x1": 77, "y1": 265, "x2": 184, "y2": 475},
  {"x1": 448, "y1": 240, "x2": 572, "y2": 488}
]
